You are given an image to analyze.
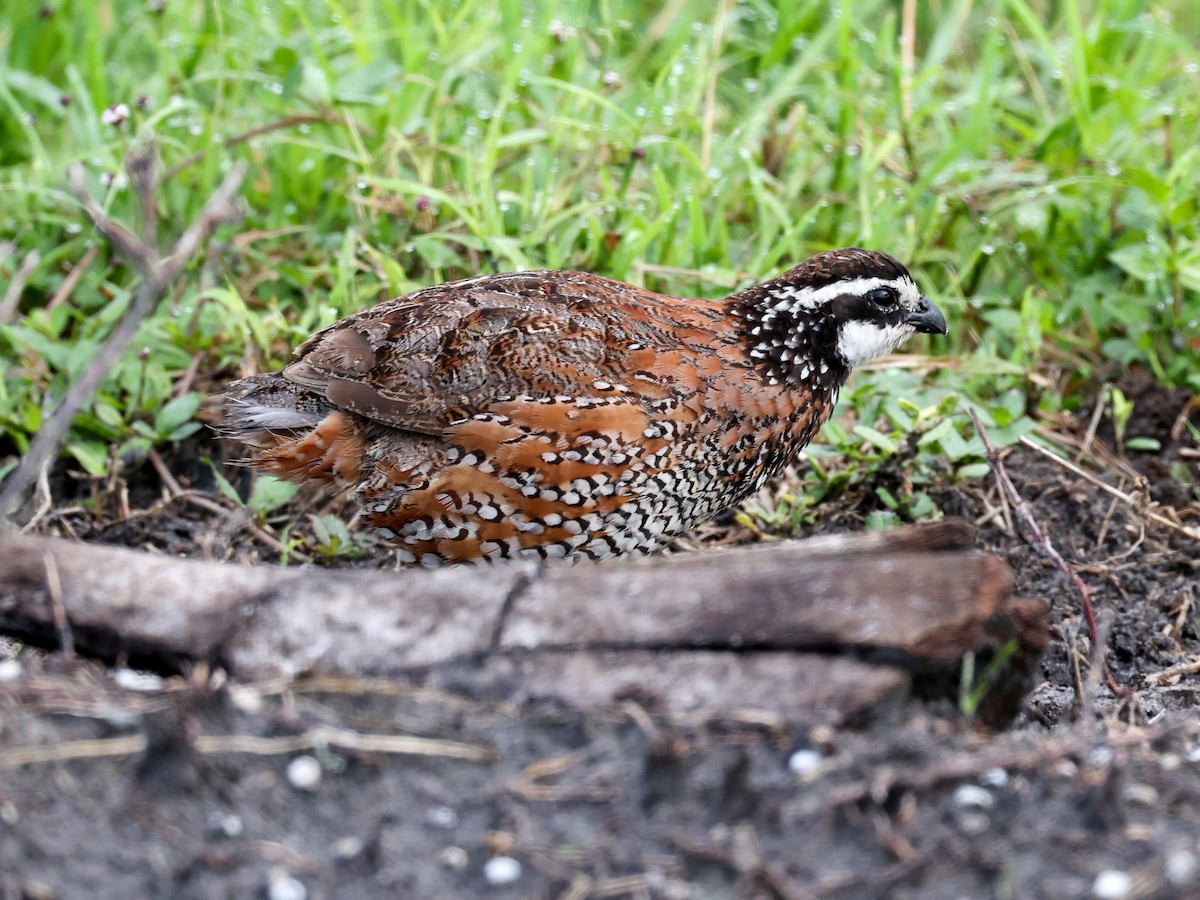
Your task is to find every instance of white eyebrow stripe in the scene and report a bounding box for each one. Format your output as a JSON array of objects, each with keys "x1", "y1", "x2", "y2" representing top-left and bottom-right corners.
[{"x1": 767, "y1": 276, "x2": 911, "y2": 311}]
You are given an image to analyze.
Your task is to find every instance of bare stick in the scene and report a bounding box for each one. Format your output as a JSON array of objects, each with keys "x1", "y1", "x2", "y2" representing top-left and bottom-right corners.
[
  {"x1": 968, "y1": 409, "x2": 1125, "y2": 698},
  {"x1": 1146, "y1": 655, "x2": 1200, "y2": 686},
  {"x1": 1075, "y1": 383, "x2": 1110, "y2": 463},
  {"x1": 43, "y1": 551, "x2": 75, "y2": 660},
  {"x1": 194, "y1": 727, "x2": 493, "y2": 762},
  {"x1": 0, "y1": 158, "x2": 246, "y2": 522},
  {"x1": 46, "y1": 245, "x2": 100, "y2": 312},
  {"x1": 0, "y1": 248, "x2": 40, "y2": 325},
  {"x1": 0, "y1": 727, "x2": 491, "y2": 771},
  {"x1": 127, "y1": 144, "x2": 159, "y2": 248},
  {"x1": 64, "y1": 163, "x2": 158, "y2": 274}
]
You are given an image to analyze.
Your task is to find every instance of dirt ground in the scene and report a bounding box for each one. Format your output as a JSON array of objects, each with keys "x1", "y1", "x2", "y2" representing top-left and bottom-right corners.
[{"x1": 2, "y1": 372, "x2": 1199, "y2": 899}]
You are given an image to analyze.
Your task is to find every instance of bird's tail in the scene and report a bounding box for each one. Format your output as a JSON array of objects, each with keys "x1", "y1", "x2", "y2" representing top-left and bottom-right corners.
[{"x1": 217, "y1": 375, "x2": 364, "y2": 487}]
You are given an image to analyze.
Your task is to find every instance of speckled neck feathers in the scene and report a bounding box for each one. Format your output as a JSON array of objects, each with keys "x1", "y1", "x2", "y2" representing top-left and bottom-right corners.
[{"x1": 729, "y1": 247, "x2": 918, "y2": 395}]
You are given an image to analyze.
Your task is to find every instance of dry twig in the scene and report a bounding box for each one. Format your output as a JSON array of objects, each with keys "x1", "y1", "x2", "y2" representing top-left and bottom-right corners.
[
  {"x1": 0, "y1": 726, "x2": 491, "y2": 772},
  {"x1": 1020, "y1": 435, "x2": 1200, "y2": 544},
  {"x1": 42, "y1": 551, "x2": 75, "y2": 660},
  {"x1": 0, "y1": 147, "x2": 247, "y2": 521},
  {"x1": 1145, "y1": 656, "x2": 1200, "y2": 687},
  {"x1": 0, "y1": 248, "x2": 40, "y2": 325},
  {"x1": 46, "y1": 245, "x2": 101, "y2": 312},
  {"x1": 824, "y1": 722, "x2": 1165, "y2": 810},
  {"x1": 968, "y1": 410, "x2": 1125, "y2": 698}
]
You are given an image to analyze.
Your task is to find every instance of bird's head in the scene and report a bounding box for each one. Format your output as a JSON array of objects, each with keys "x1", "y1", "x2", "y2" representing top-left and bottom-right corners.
[{"x1": 734, "y1": 248, "x2": 946, "y2": 390}]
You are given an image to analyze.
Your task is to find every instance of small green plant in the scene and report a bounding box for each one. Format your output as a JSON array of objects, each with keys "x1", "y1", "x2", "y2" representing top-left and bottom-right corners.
[
  {"x1": 207, "y1": 463, "x2": 310, "y2": 562},
  {"x1": 306, "y1": 514, "x2": 372, "y2": 562},
  {"x1": 959, "y1": 642, "x2": 1020, "y2": 718},
  {"x1": 208, "y1": 463, "x2": 300, "y2": 522},
  {"x1": 1107, "y1": 386, "x2": 1162, "y2": 454},
  {"x1": 742, "y1": 371, "x2": 1036, "y2": 537}
]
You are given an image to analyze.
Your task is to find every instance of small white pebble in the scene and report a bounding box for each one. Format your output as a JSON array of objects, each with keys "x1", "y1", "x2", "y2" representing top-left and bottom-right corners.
[
  {"x1": 1088, "y1": 746, "x2": 1116, "y2": 768},
  {"x1": 206, "y1": 811, "x2": 243, "y2": 838},
  {"x1": 1166, "y1": 850, "x2": 1198, "y2": 886},
  {"x1": 956, "y1": 810, "x2": 991, "y2": 836},
  {"x1": 980, "y1": 767, "x2": 1009, "y2": 788},
  {"x1": 0, "y1": 659, "x2": 22, "y2": 682},
  {"x1": 1120, "y1": 783, "x2": 1159, "y2": 807},
  {"x1": 1093, "y1": 869, "x2": 1132, "y2": 899},
  {"x1": 483, "y1": 856, "x2": 522, "y2": 886},
  {"x1": 1054, "y1": 759, "x2": 1079, "y2": 777},
  {"x1": 440, "y1": 846, "x2": 469, "y2": 872},
  {"x1": 953, "y1": 784, "x2": 994, "y2": 810},
  {"x1": 1185, "y1": 745, "x2": 1200, "y2": 764},
  {"x1": 229, "y1": 685, "x2": 264, "y2": 714},
  {"x1": 426, "y1": 805, "x2": 457, "y2": 829},
  {"x1": 286, "y1": 755, "x2": 322, "y2": 791},
  {"x1": 267, "y1": 879, "x2": 305, "y2": 900},
  {"x1": 332, "y1": 836, "x2": 363, "y2": 861},
  {"x1": 0, "y1": 800, "x2": 18, "y2": 825},
  {"x1": 267, "y1": 870, "x2": 306, "y2": 900},
  {"x1": 787, "y1": 749, "x2": 824, "y2": 776},
  {"x1": 113, "y1": 668, "x2": 164, "y2": 692}
]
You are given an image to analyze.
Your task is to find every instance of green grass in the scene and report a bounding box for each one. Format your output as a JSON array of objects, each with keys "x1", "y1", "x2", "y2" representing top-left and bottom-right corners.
[{"x1": 1, "y1": 0, "x2": 1198, "y2": 522}]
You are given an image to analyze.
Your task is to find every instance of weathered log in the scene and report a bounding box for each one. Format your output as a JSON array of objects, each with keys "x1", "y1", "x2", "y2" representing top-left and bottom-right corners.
[
  {"x1": 0, "y1": 521, "x2": 1047, "y2": 725},
  {"x1": 421, "y1": 650, "x2": 910, "y2": 725}
]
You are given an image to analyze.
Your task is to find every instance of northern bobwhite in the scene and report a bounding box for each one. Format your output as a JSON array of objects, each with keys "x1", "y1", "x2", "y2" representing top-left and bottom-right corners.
[{"x1": 222, "y1": 249, "x2": 946, "y2": 565}]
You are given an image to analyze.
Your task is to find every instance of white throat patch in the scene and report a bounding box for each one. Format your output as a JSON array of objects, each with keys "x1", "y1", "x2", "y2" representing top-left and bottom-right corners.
[{"x1": 836, "y1": 320, "x2": 917, "y2": 368}]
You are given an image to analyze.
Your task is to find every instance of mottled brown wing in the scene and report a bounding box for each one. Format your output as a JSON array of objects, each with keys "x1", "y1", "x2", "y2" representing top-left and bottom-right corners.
[{"x1": 280, "y1": 273, "x2": 654, "y2": 437}]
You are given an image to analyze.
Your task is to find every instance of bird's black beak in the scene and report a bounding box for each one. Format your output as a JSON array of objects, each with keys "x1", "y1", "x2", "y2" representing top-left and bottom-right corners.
[{"x1": 906, "y1": 296, "x2": 948, "y2": 336}]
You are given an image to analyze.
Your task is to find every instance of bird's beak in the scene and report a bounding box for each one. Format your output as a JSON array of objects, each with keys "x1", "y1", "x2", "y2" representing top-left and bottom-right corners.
[{"x1": 906, "y1": 296, "x2": 948, "y2": 336}]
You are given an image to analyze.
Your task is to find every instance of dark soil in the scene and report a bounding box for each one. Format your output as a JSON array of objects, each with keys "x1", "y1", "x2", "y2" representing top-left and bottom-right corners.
[{"x1": 3, "y1": 373, "x2": 1199, "y2": 899}]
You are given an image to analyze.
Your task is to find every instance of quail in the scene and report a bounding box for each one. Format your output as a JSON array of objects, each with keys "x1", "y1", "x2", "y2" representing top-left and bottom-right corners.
[{"x1": 222, "y1": 248, "x2": 947, "y2": 565}]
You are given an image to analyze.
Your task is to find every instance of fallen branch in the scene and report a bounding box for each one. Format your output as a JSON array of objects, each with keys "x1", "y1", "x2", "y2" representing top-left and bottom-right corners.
[
  {"x1": 0, "y1": 522, "x2": 1047, "y2": 726},
  {"x1": 0, "y1": 146, "x2": 247, "y2": 521}
]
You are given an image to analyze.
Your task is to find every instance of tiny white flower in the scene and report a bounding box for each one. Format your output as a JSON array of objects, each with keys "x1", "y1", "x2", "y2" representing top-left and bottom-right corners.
[
  {"x1": 101, "y1": 171, "x2": 129, "y2": 191},
  {"x1": 101, "y1": 103, "x2": 131, "y2": 126}
]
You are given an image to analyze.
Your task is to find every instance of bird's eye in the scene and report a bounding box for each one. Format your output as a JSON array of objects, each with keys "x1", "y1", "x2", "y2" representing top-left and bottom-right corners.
[{"x1": 866, "y1": 287, "x2": 898, "y2": 308}]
